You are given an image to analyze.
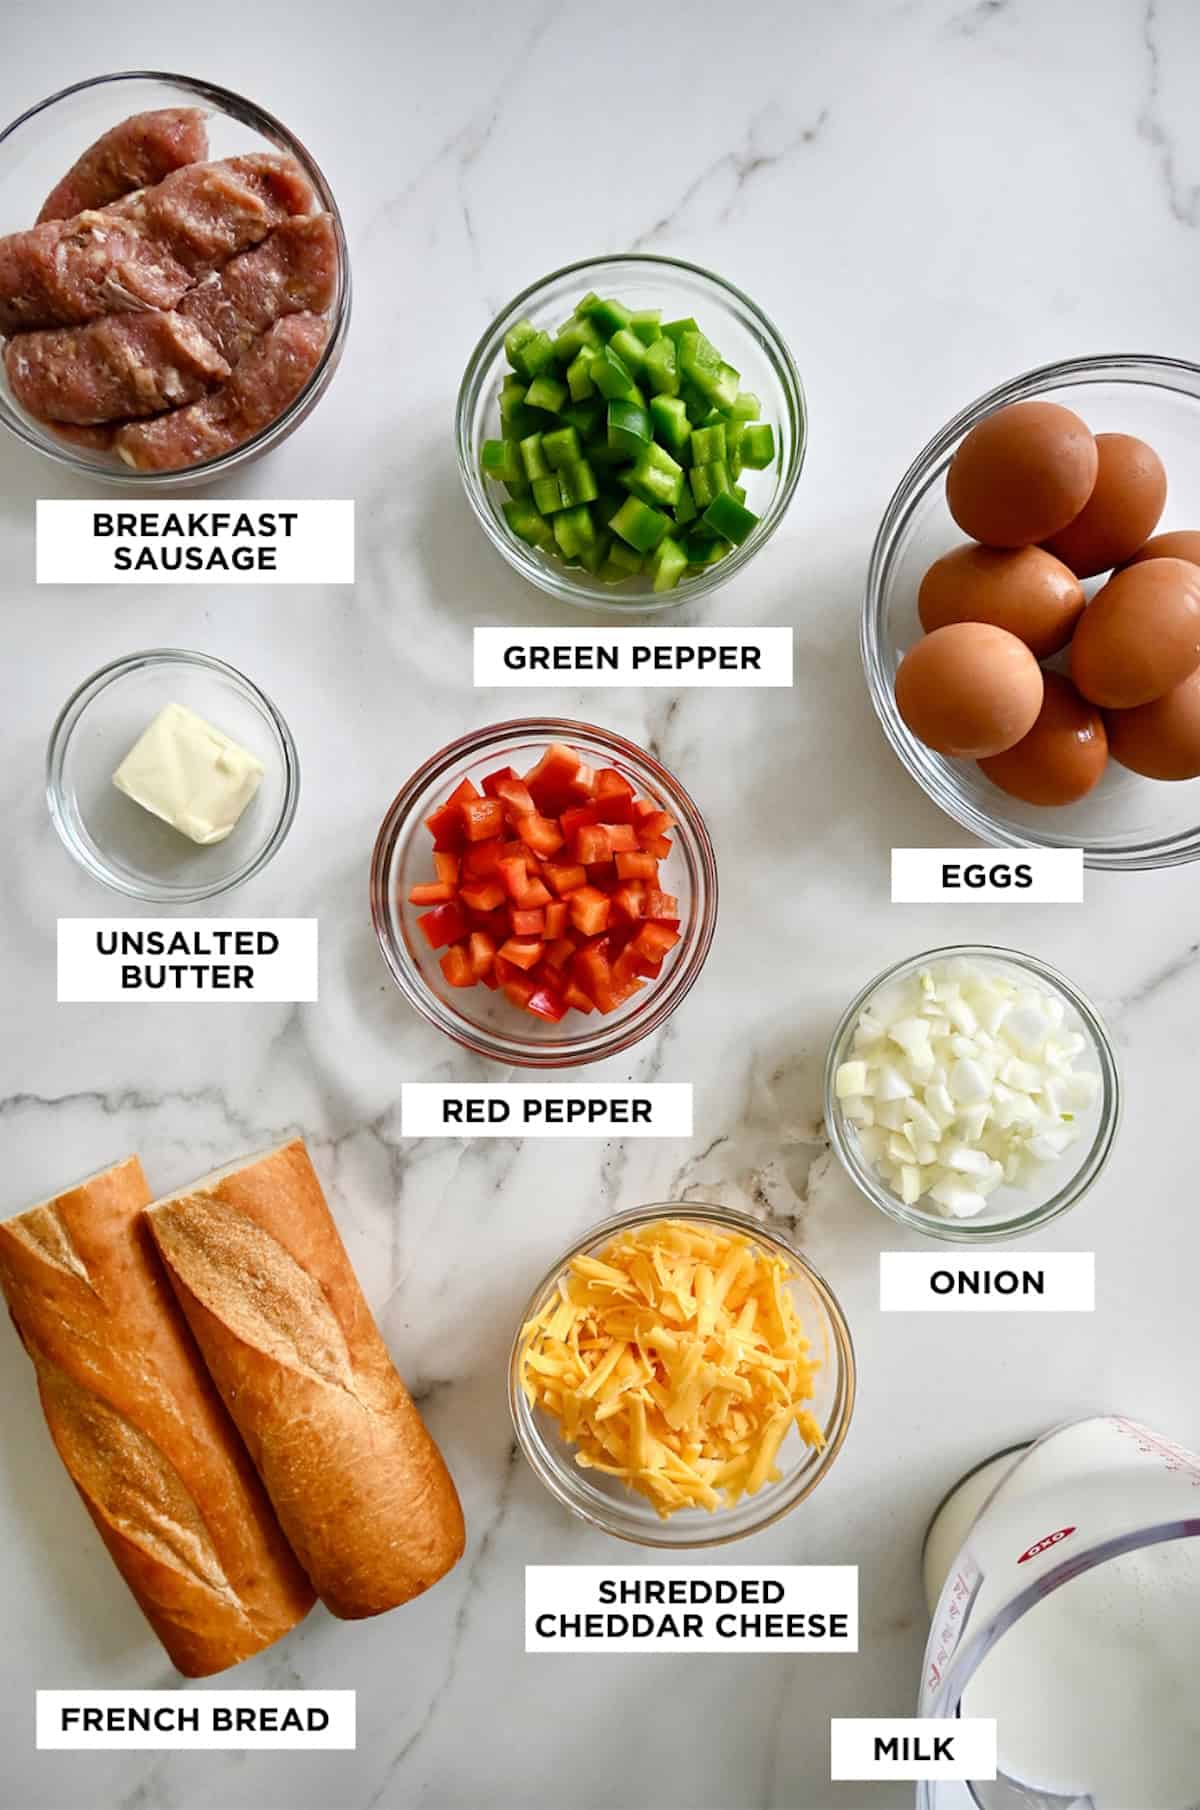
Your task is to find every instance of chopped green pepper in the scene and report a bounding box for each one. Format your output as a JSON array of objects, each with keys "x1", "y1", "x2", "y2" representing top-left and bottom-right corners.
[
  {"x1": 702, "y1": 491, "x2": 759, "y2": 544},
  {"x1": 610, "y1": 495, "x2": 670, "y2": 553},
  {"x1": 607, "y1": 399, "x2": 653, "y2": 460},
  {"x1": 481, "y1": 438, "x2": 523, "y2": 484},
  {"x1": 542, "y1": 426, "x2": 581, "y2": 470}
]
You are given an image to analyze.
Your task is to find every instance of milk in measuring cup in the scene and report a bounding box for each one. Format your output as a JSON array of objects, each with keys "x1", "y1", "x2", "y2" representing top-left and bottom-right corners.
[{"x1": 921, "y1": 1416, "x2": 1200, "y2": 1810}]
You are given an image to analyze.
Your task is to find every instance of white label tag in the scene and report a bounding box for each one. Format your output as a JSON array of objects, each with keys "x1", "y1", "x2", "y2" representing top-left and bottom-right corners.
[
  {"x1": 525, "y1": 1566, "x2": 857, "y2": 1654},
  {"x1": 891, "y1": 847, "x2": 1084, "y2": 903},
  {"x1": 36, "y1": 500, "x2": 354, "y2": 584},
  {"x1": 879, "y1": 1251, "x2": 1095, "y2": 1312},
  {"x1": 474, "y1": 626, "x2": 793, "y2": 687},
  {"x1": 36, "y1": 1690, "x2": 355, "y2": 1750},
  {"x1": 830, "y1": 1718, "x2": 996, "y2": 1780},
  {"x1": 57, "y1": 919, "x2": 318, "y2": 1002},
  {"x1": 401, "y1": 1082, "x2": 691, "y2": 1138}
]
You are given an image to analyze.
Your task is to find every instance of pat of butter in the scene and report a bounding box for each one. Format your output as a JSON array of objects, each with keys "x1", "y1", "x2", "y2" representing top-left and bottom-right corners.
[{"x1": 112, "y1": 702, "x2": 265, "y2": 846}]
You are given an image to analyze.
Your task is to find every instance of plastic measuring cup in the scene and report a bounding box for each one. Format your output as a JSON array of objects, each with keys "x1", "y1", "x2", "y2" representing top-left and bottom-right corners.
[{"x1": 918, "y1": 1415, "x2": 1200, "y2": 1809}]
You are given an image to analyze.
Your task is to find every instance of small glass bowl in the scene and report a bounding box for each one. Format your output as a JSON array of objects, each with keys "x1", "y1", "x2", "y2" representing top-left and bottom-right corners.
[
  {"x1": 47, "y1": 649, "x2": 299, "y2": 902},
  {"x1": 456, "y1": 253, "x2": 805, "y2": 612},
  {"x1": 823, "y1": 945, "x2": 1121, "y2": 1245},
  {"x1": 0, "y1": 71, "x2": 351, "y2": 487},
  {"x1": 508, "y1": 1201, "x2": 856, "y2": 1548},
  {"x1": 864, "y1": 354, "x2": 1200, "y2": 870},
  {"x1": 370, "y1": 718, "x2": 717, "y2": 1068}
]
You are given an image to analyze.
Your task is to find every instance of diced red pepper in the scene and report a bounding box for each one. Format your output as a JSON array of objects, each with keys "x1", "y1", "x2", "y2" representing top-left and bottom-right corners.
[
  {"x1": 542, "y1": 860, "x2": 588, "y2": 896},
  {"x1": 544, "y1": 899, "x2": 568, "y2": 939},
  {"x1": 593, "y1": 768, "x2": 636, "y2": 822},
  {"x1": 544, "y1": 935, "x2": 576, "y2": 968},
  {"x1": 560, "y1": 804, "x2": 601, "y2": 841},
  {"x1": 459, "y1": 879, "x2": 506, "y2": 913},
  {"x1": 498, "y1": 857, "x2": 531, "y2": 902},
  {"x1": 526, "y1": 984, "x2": 568, "y2": 1023},
  {"x1": 567, "y1": 885, "x2": 611, "y2": 937},
  {"x1": 469, "y1": 931, "x2": 496, "y2": 978},
  {"x1": 511, "y1": 907, "x2": 545, "y2": 937},
  {"x1": 440, "y1": 943, "x2": 474, "y2": 987},
  {"x1": 503, "y1": 976, "x2": 536, "y2": 1008},
  {"x1": 573, "y1": 823, "x2": 611, "y2": 865},
  {"x1": 461, "y1": 796, "x2": 504, "y2": 842},
  {"x1": 495, "y1": 776, "x2": 536, "y2": 818},
  {"x1": 638, "y1": 832, "x2": 673, "y2": 859},
  {"x1": 517, "y1": 877, "x2": 553, "y2": 908},
  {"x1": 615, "y1": 851, "x2": 659, "y2": 881},
  {"x1": 481, "y1": 765, "x2": 518, "y2": 797},
  {"x1": 462, "y1": 837, "x2": 505, "y2": 877},
  {"x1": 433, "y1": 850, "x2": 460, "y2": 885},
  {"x1": 418, "y1": 901, "x2": 468, "y2": 949},
  {"x1": 524, "y1": 742, "x2": 585, "y2": 810},
  {"x1": 424, "y1": 800, "x2": 467, "y2": 849},
  {"x1": 605, "y1": 823, "x2": 639, "y2": 852},
  {"x1": 612, "y1": 881, "x2": 646, "y2": 922},
  {"x1": 563, "y1": 981, "x2": 596, "y2": 1015},
  {"x1": 516, "y1": 812, "x2": 565, "y2": 857},
  {"x1": 498, "y1": 937, "x2": 543, "y2": 971},
  {"x1": 644, "y1": 890, "x2": 679, "y2": 919},
  {"x1": 585, "y1": 860, "x2": 619, "y2": 892},
  {"x1": 638, "y1": 809, "x2": 675, "y2": 837},
  {"x1": 632, "y1": 922, "x2": 681, "y2": 963},
  {"x1": 409, "y1": 881, "x2": 455, "y2": 905}
]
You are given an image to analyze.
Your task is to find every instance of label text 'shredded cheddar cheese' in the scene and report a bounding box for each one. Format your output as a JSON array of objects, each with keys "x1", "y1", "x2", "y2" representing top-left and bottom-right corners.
[{"x1": 518, "y1": 1218, "x2": 824, "y2": 1517}]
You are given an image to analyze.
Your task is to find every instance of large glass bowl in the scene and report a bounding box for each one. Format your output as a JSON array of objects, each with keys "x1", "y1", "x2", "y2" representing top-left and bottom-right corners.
[
  {"x1": 0, "y1": 70, "x2": 351, "y2": 487},
  {"x1": 456, "y1": 253, "x2": 805, "y2": 612},
  {"x1": 823, "y1": 944, "x2": 1121, "y2": 1245},
  {"x1": 864, "y1": 354, "x2": 1200, "y2": 869},
  {"x1": 370, "y1": 718, "x2": 717, "y2": 1068},
  {"x1": 508, "y1": 1201, "x2": 856, "y2": 1548}
]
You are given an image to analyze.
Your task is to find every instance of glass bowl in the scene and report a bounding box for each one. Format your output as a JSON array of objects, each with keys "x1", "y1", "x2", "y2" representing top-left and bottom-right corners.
[
  {"x1": 47, "y1": 649, "x2": 300, "y2": 902},
  {"x1": 456, "y1": 253, "x2": 805, "y2": 612},
  {"x1": 370, "y1": 718, "x2": 717, "y2": 1068},
  {"x1": 507, "y1": 1201, "x2": 856, "y2": 1548},
  {"x1": 823, "y1": 944, "x2": 1121, "y2": 1245},
  {"x1": 0, "y1": 70, "x2": 351, "y2": 487},
  {"x1": 864, "y1": 354, "x2": 1200, "y2": 869}
]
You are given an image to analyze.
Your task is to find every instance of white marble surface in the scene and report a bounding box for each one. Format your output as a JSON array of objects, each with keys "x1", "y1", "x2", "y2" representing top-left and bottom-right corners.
[{"x1": 3, "y1": 3, "x2": 1200, "y2": 1807}]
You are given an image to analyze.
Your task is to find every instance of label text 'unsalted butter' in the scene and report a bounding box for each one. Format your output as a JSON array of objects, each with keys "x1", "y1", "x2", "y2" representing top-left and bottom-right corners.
[
  {"x1": 57, "y1": 919, "x2": 318, "y2": 1003},
  {"x1": 401, "y1": 1082, "x2": 691, "y2": 1137},
  {"x1": 474, "y1": 627, "x2": 793, "y2": 687},
  {"x1": 879, "y1": 1251, "x2": 1095, "y2": 1312},
  {"x1": 526, "y1": 1566, "x2": 857, "y2": 1653},
  {"x1": 36, "y1": 500, "x2": 354, "y2": 584}
]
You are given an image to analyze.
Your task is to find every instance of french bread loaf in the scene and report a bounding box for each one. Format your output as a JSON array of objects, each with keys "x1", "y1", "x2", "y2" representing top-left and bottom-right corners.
[
  {"x1": 146, "y1": 1139, "x2": 465, "y2": 1619},
  {"x1": 0, "y1": 1157, "x2": 315, "y2": 1675}
]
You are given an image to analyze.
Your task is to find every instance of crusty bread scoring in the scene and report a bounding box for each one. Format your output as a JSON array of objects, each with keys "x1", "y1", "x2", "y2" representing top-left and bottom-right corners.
[
  {"x1": 147, "y1": 1139, "x2": 465, "y2": 1619},
  {"x1": 0, "y1": 1156, "x2": 314, "y2": 1675}
]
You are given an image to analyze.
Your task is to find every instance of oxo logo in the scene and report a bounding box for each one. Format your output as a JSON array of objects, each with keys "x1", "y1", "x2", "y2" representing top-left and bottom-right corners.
[{"x1": 1018, "y1": 1525, "x2": 1077, "y2": 1564}]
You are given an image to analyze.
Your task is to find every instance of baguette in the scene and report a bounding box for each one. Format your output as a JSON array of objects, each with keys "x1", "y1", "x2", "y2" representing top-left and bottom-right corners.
[
  {"x1": 0, "y1": 1157, "x2": 315, "y2": 1676},
  {"x1": 146, "y1": 1139, "x2": 465, "y2": 1619}
]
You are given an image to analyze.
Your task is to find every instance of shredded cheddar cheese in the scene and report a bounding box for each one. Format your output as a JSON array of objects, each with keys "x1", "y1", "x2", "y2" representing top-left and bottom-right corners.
[{"x1": 518, "y1": 1219, "x2": 825, "y2": 1518}]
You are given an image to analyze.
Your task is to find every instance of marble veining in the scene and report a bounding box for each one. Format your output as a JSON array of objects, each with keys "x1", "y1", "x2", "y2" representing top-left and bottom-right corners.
[{"x1": 4, "y1": 3, "x2": 1200, "y2": 1808}]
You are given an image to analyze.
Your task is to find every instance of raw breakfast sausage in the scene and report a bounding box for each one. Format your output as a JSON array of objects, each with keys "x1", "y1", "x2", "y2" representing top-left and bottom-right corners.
[
  {"x1": 37, "y1": 107, "x2": 209, "y2": 223},
  {"x1": 115, "y1": 311, "x2": 329, "y2": 470},
  {"x1": 0, "y1": 154, "x2": 315, "y2": 334},
  {"x1": 5, "y1": 215, "x2": 335, "y2": 424},
  {"x1": 5, "y1": 311, "x2": 231, "y2": 424}
]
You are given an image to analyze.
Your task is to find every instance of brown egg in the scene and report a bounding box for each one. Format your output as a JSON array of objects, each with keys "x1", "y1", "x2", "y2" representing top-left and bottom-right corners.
[
  {"x1": 895, "y1": 622, "x2": 1044, "y2": 758},
  {"x1": 946, "y1": 401, "x2": 1098, "y2": 547},
  {"x1": 1042, "y1": 433, "x2": 1167, "y2": 577},
  {"x1": 1070, "y1": 557, "x2": 1200, "y2": 708},
  {"x1": 1124, "y1": 529, "x2": 1200, "y2": 569},
  {"x1": 979, "y1": 673, "x2": 1108, "y2": 805},
  {"x1": 918, "y1": 543, "x2": 1085, "y2": 659},
  {"x1": 1105, "y1": 668, "x2": 1200, "y2": 779}
]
